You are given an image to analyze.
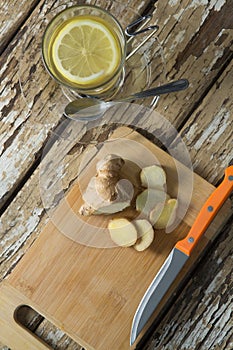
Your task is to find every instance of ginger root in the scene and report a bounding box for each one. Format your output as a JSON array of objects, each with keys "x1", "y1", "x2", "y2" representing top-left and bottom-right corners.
[
  {"x1": 79, "y1": 154, "x2": 133, "y2": 216},
  {"x1": 95, "y1": 155, "x2": 125, "y2": 201}
]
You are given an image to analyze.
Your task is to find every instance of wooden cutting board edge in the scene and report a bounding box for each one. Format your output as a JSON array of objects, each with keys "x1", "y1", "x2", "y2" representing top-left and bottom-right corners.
[{"x1": 0, "y1": 126, "x2": 231, "y2": 350}]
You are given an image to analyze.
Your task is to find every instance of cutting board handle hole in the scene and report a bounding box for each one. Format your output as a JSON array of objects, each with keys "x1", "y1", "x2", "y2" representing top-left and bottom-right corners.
[
  {"x1": 14, "y1": 305, "x2": 80, "y2": 349},
  {"x1": 14, "y1": 305, "x2": 51, "y2": 348},
  {"x1": 14, "y1": 304, "x2": 44, "y2": 330}
]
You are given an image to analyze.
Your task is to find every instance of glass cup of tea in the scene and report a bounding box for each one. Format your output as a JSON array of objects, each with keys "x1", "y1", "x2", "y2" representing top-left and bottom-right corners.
[{"x1": 42, "y1": 4, "x2": 127, "y2": 99}]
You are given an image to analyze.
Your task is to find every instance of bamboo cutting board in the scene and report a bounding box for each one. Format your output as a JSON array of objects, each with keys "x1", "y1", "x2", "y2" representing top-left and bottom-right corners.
[{"x1": 0, "y1": 127, "x2": 231, "y2": 350}]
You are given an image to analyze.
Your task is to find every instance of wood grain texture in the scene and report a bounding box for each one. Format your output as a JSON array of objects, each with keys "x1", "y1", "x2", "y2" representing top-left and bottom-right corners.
[
  {"x1": 151, "y1": 0, "x2": 233, "y2": 126},
  {"x1": 145, "y1": 218, "x2": 233, "y2": 350},
  {"x1": 0, "y1": 0, "x2": 153, "y2": 211},
  {"x1": 0, "y1": 0, "x2": 39, "y2": 53},
  {"x1": 141, "y1": 58, "x2": 233, "y2": 350},
  {"x1": 1, "y1": 0, "x2": 233, "y2": 211},
  {"x1": 0, "y1": 303, "x2": 83, "y2": 349},
  {"x1": 0, "y1": 0, "x2": 233, "y2": 349},
  {"x1": 0, "y1": 128, "x2": 231, "y2": 350},
  {"x1": 34, "y1": 321, "x2": 84, "y2": 350},
  {"x1": 170, "y1": 58, "x2": 233, "y2": 184}
]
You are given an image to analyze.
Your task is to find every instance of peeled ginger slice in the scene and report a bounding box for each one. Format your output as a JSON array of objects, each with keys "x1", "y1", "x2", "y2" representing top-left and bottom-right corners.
[
  {"x1": 140, "y1": 165, "x2": 166, "y2": 190},
  {"x1": 133, "y1": 219, "x2": 154, "y2": 251},
  {"x1": 150, "y1": 199, "x2": 178, "y2": 229},
  {"x1": 136, "y1": 188, "x2": 169, "y2": 217},
  {"x1": 108, "y1": 218, "x2": 137, "y2": 247}
]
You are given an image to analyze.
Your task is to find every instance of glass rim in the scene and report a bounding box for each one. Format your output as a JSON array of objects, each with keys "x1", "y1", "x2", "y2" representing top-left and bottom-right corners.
[{"x1": 41, "y1": 3, "x2": 127, "y2": 92}]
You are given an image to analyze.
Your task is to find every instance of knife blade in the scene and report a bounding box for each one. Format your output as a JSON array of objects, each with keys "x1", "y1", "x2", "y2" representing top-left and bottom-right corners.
[{"x1": 130, "y1": 166, "x2": 233, "y2": 346}]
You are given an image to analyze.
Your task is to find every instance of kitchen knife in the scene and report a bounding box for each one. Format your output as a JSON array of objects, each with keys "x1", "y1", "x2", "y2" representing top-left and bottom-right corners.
[{"x1": 130, "y1": 166, "x2": 233, "y2": 346}]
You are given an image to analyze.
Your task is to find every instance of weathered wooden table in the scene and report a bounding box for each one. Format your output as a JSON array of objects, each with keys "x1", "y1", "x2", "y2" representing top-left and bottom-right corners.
[{"x1": 0, "y1": 0, "x2": 232, "y2": 349}]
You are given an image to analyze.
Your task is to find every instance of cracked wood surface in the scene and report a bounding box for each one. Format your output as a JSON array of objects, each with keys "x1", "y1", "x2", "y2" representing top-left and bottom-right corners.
[
  {"x1": 145, "y1": 219, "x2": 233, "y2": 350},
  {"x1": 171, "y1": 59, "x2": 233, "y2": 183},
  {"x1": 0, "y1": 0, "x2": 233, "y2": 349},
  {"x1": 1, "y1": 0, "x2": 233, "y2": 210},
  {"x1": 0, "y1": 0, "x2": 40, "y2": 53}
]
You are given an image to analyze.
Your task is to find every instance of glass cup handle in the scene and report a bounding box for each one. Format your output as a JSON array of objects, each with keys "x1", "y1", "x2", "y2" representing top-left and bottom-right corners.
[
  {"x1": 125, "y1": 14, "x2": 159, "y2": 60},
  {"x1": 125, "y1": 14, "x2": 159, "y2": 37}
]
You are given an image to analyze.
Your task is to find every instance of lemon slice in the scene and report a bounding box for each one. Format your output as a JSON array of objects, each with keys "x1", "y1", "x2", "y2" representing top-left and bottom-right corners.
[{"x1": 52, "y1": 16, "x2": 121, "y2": 86}]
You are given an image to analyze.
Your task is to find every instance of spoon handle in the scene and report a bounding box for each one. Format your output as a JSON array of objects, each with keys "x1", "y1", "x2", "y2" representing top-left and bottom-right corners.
[{"x1": 121, "y1": 79, "x2": 189, "y2": 101}]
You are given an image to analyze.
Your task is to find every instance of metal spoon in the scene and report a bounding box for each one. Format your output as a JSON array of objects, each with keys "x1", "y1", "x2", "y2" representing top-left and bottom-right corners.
[{"x1": 64, "y1": 79, "x2": 189, "y2": 120}]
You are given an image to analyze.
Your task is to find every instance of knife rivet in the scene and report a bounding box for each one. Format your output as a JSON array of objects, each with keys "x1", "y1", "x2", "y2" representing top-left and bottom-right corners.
[
  {"x1": 188, "y1": 237, "x2": 194, "y2": 243},
  {"x1": 208, "y1": 205, "x2": 214, "y2": 212},
  {"x1": 229, "y1": 175, "x2": 233, "y2": 181}
]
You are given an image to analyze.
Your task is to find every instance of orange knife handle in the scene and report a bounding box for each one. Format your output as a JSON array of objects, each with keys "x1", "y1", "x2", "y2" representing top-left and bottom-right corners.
[{"x1": 176, "y1": 166, "x2": 233, "y2": 256}]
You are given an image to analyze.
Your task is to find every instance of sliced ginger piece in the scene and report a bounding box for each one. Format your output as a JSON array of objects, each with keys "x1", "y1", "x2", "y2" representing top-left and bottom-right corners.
[
  {"x1": 140, "y1": 165, "x2": 166, "y2": 190},
  {"x1": 150, "y1": 199, "x2": 178, "y2": 230},
  {"x1": 136, "y1": 188, "x2": 169, "y2": 217},
  {"x1": 133, "y1": 219, "x2": 154, "y2": 251},
  {"x1": 108, "y1": 218, "x2": 137, "y2": 247}
]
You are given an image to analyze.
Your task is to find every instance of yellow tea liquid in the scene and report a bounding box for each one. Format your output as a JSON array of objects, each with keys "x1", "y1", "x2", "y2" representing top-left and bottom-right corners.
[{"x1": 44, "y1": 15, "x2": 122, "y2": 90}]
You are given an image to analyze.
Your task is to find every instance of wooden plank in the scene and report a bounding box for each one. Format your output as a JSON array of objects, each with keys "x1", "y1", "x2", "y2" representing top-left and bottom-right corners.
[
  {"x1": 1, "y1": 71, "x2": 231, "y2": 350},
  {"x1": 170, "y1": 59, "x2": 233, "y2": 184},
  {"x1": 34, "y1": 321, "x2": 84, "y2": 350},
  {"x1": 0, "y1": 1, "x2": 232, "y2": 349},
  {"x1": 1, "y1": 0, "x2": 233, "y2": 212},
  {"x1": 0, "y1": 0, "x2": 152, "y2": 211},
  {"x1": 0, "y1": 129, "x2": 231, "y2": 349},
  {"x1": 0, "y1": 0, "x2": 39, "y2": 53},
  {"x1": 147, "y1": 0, "x2": 233, "y2": 124}
]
